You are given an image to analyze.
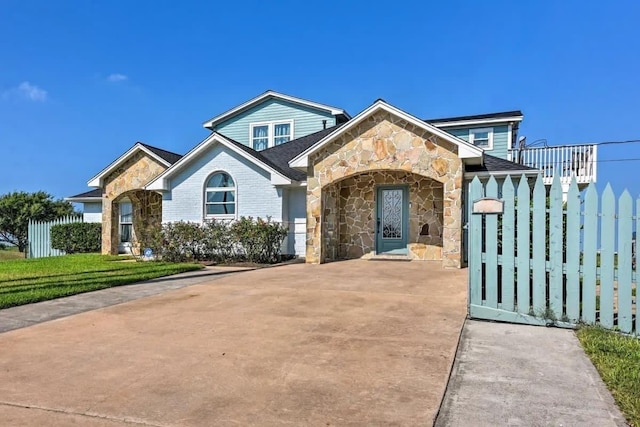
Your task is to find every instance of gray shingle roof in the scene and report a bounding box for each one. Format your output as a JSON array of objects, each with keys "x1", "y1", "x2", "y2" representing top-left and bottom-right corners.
[
  {"x1": 218, "y1": 125, "x2": 343, "y2": 182},
  {"x1": 465, "y1": 154, "x2": 538, "y2": 174},
  {"x1": 425, "y1": 110, "x2": 523, "y2": 124},
  {"x1": 139, "y1": 143, "x2": 183, "y2": 165},
  {"x1": 68, "y1": 188, "x2": 102, "y2": 199}
]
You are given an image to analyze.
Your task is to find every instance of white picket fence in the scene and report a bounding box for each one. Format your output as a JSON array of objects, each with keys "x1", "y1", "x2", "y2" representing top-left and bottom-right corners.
[{"x1": 28, "y1": 216, "x2": 83, "y2": 258}]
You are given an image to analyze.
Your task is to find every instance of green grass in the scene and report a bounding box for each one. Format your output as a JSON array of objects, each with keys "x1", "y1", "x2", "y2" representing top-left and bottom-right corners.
[
  {"x1": 577, "y1": 326, "x2": 640, "y2": 426},
  {"x1": 0, "y1": 254, "x2": 202, "y2": 309},
  {"x1": 0, "y1": 246, "x2": 24, "y2": 261}
]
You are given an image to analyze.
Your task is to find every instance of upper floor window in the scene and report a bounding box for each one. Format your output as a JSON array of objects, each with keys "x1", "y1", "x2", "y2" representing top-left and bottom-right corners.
[
  {"x1": 205, "y1": 172, "x2": 236, "y2": 218},
  {"x1": 469, "y1": 128, "x2": 493, "y2": 150},
  {"x1": 250, "y1": 120, "x2": 293, "y2": 150}
]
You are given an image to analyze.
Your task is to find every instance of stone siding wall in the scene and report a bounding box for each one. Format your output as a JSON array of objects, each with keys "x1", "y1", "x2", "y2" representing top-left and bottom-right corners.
[
  {"x1": 306, "y1": 110, "x2": 463, "y2": 268},
  {"x1": 101, "y1": 151, "x2": 167, "y2": 254},
  {"x1": 334, "y1": 171, "x2": 443, "y2": 260}
]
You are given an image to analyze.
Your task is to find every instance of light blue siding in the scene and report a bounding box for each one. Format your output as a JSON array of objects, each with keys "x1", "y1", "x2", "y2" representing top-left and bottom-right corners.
[
  {"x1": 444, "y1": 125, "x2": 510, "y2": 159},
  {"x1": 163, "y1": 144, "x2": 284, "y2": 224},
  {"x1": 213, "y1": 99, "x2": 335, "y2": 146}
]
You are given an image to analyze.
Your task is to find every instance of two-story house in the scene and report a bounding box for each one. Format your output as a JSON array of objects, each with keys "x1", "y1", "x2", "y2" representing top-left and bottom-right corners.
[{"x1": 67, "y1": 90, "x2": 597, "y2": 268}]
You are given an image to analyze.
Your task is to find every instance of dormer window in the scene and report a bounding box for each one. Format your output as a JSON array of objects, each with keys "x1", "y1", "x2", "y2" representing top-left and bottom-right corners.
[
  {"x1": 469, "y1": 127, "x2": 494, "y2": 150},
  {"x1": 250, "y1": 120, "x2": 293, "y2": 150}
]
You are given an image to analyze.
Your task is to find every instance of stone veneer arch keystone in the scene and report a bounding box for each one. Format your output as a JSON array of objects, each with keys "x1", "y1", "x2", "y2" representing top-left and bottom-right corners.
[{"x1": 305, "y1": 111, "x2": 463, "y2": 268}]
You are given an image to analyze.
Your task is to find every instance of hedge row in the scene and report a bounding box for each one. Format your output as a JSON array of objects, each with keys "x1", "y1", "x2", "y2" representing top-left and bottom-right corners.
[
  {"x1": 51, "y1": 222, "x2": 101, "y2": 254},
  {"x1": 139, "y1": 217, "x2": 288, "y2": 264}
]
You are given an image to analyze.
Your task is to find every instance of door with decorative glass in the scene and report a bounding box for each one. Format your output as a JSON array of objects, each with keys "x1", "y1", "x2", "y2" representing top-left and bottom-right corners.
[{"x1": 376, "y1": 186, "x2": 409, "y2": 255}]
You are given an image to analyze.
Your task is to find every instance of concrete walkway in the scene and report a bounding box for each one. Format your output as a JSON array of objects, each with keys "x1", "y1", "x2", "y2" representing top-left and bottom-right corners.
[
  {"x1": 0, "y1": 266, "x2": 251, "y2": 334},
  {"x1": 435, "y1": 320, "x2": 626, "y2": 427}
]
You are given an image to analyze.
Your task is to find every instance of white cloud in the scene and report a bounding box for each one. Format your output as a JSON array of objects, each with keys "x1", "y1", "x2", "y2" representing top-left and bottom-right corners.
[
  {"x1": 2, "y1": 81, "x2": 48, "y2": 102},
  {"x1": 107, "y1": 73, "x2": 128, "y2": 82}
]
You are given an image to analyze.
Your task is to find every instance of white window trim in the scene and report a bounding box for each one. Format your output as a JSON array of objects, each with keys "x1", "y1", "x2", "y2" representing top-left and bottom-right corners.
[
  {"x1": 249, "y1": 120, "x2": 294, "y2": 150},
  {"x1": 204, "y1": 171, "x2": 237, "y2": 220},
  {"x1": 469, "y1": 127, "x2": 494, "y2": 150}
]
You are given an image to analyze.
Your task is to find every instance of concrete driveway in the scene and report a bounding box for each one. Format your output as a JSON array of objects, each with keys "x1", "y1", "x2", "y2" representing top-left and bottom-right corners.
[{"x1": 0, "y1": 260, "x2": 467, "y2": 426}]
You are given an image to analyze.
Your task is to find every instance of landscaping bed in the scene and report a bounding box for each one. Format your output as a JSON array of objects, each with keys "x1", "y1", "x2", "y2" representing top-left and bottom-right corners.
[
  {"x1": 577, "y1": 326, "x2": 640, "y2": 426},
  {"x1": 0, "y1": 254, "x2": 201, "y2": 309}
]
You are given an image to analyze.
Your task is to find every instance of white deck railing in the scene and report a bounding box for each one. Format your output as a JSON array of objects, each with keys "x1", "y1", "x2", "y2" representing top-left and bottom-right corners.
[{"x1": 508, "y1": 144, "x2": 597, "y2": 185}]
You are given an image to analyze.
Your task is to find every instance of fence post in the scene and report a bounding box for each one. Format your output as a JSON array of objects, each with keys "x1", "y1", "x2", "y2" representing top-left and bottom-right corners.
[
  {"x1": 469, "y1": 177, "x2": 483, "y2": 307},
  {"x1": 548, "y1": 174, "x2": 564, "y2": 319},
  {"x1": 600, "y1": 185, "x2": 616, "y2": 329},
  {"x1": 501, "y1": 176, "x2": 515, "y2": 311},
  {"x1": 516, "y1": 175, "x2": 531, "y2": 314},
  {"x1": 485, "y1": 176, "x2": 498, "y2": 308},
  {"x1": 582, "y1": 183, "x2": 598, "y2": 324},
  {"x1": 617, "y1": 191, "x2": 633, "y2": 333},
  {"x1": 532, "y1": 174, "x2": 546, "y2": 315},
  {"x1": 565, "y1": 177, "x2": 581, "y2": 322}
]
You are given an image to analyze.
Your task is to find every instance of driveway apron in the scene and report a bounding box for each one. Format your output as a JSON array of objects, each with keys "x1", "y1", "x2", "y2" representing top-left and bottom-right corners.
[{"x1": 0, "y1": 260, "x2": 467, "y2": 426}]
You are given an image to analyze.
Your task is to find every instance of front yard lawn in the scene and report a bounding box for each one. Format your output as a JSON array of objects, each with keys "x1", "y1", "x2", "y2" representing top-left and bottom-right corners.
[
  {"x1": 0, "y1": 254, "x2": 202, "y2": 309},
  {"x1": 577, "y1": 326, "x2": 640, "y2": 426},
  {"x1": 0, "y1": 246, "x2": 24, "y2": 261}
]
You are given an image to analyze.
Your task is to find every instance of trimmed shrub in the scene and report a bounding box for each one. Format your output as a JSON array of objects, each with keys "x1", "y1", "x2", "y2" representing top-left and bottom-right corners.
[
  {"x1": 202, "y1": 220, "x2": 237, "y2": 262},
  {"x1": 231, "y1": 216, "x2": 288, "y2": 264},
  {"x1": 51, "y1": 222, "x2": 101, "y2": 254}
]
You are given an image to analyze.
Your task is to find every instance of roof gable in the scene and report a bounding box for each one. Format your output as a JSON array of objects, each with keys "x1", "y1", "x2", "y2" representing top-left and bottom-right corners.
[
  {"x1": 145, "y1": 133, "x2": 293, "y2": 190},
  {"x1": 87, "y1": 142, "x2": 178, "y2": 188},
  {"x1": 289, "y1": 100, "x2": 484, "y2": 169},
  {"x1": 202, "y1": 90, "x2": 349, "y2": 129}
]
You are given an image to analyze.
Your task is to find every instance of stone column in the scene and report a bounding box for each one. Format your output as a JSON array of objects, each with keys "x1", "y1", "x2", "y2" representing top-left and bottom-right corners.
[
  {"x1": 101, "y1": 198, "x2": 120, "y2": 255},
  {"x1": 442, "y1": 182, "x2": 462, "y2": 268}
]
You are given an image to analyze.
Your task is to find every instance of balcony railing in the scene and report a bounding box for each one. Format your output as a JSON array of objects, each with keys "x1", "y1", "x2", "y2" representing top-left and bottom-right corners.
[{"x1": 508, "y1": 144, "x2": 597, "y2": 185}]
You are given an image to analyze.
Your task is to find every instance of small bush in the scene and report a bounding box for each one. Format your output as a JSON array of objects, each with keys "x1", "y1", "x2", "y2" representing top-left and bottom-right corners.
[
  {"x1": 202, "y1": 220, "x2": 237, "y2": 262},
  {"x1": 51, "y1": 222, "x2": 101, "y2": 254},
  {"x1": 0, "y1": 243, "x2": 7, "y2": 250},
  {"x1": 231, "y1": 216, "x2": 288, "y2": 264}
]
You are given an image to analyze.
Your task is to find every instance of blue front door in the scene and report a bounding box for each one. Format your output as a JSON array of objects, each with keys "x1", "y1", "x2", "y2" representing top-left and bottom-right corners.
[{"x1": 376, "y1": 186, "x2": 409, "y2": 255}]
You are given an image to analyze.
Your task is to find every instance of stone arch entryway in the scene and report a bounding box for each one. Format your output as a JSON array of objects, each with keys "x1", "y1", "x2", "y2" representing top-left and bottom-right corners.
[
  {"x1": 305, "y1": 109, "x2": 464, "y2": 268},
  {"x1": 104, "y1": 190, "x2": 162, "y2": 254},
  {"x1": 321, "y1": 170, "x2": 444, "y2": 261},
  {"x1": 100, "y1": 149, "x2": 169, "y2": 255}
]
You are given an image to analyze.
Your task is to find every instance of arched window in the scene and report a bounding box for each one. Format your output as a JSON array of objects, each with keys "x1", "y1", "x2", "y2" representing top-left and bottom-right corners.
[{"x1": 205, "y1": 172, "x2": 236, "y2": 218}]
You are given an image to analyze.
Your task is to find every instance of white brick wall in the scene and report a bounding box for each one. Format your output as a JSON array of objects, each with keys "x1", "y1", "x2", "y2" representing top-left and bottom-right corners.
[
  {"x1": 82, "y1": 202, "x2": 102, "y2": 223},
  {"x1": 163, "y1": 143, "x2": 284, "y2": 223}
]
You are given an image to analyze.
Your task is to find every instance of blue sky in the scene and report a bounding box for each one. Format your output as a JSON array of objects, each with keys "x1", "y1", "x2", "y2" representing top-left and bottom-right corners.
[{"x1": 2, "y1": 0, "x2": 640, "y2": 201}]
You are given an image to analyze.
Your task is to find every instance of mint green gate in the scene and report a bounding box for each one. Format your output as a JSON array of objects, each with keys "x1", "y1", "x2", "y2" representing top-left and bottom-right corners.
[{"x1": 468, "y1": 174, "x2": 638, "y2": 335}]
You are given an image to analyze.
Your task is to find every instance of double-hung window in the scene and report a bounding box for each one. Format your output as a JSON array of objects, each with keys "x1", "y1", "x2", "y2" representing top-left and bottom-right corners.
[
  {"x1": 120, "y1": 201, "x2": 133, "y2": 243},
  {"x1": 250, "y1": 120, "x2": 293, "y2": 150},
  {"x1": 205, "y1": 172, "x2": 236, "y2": 218},
  {"x1": 469, "y1": 128, "x2": 494, "y2": 149}
]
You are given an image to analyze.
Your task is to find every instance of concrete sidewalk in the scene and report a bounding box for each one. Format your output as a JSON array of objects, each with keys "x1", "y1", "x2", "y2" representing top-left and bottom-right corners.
[
  {"x1": 0, "y1": 266, "x2": 251, "y2": 334},
  {"x1": 435, "y1": 320, "x2": 626, "y2": 427}
]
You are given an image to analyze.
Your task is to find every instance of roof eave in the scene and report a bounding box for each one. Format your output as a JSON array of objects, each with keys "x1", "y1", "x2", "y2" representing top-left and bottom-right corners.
[
  {"x1": 432, "y1": 115, "x2": 524, "y2": 128},
  {"x1": 65, "y1": 197, "x2": 102, "y2": 203}
]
